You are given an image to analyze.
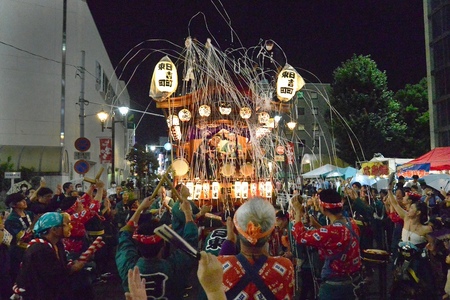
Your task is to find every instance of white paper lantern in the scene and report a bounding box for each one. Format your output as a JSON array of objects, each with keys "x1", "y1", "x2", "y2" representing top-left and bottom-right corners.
[
  {"x1": 194, "y1": 182, "x2": 202, "y2": 200},
  {"x1": 169, "y1": 125, "x2": 182, "y2": 141},
  {"x1": 212, "y1": 181, "x2": 219, "y2": 199},
  {"x1": 276, "y1": 64, "x2": 305, "y2": 102},
  {"x1": 199, "y1": 105, "x2": 211, "y2": 117},
  {"x1": 250, "y1": 182, "x2": 257, "y2": 197},
  {"x1": 166, "y1": 115, "x2": 180, "y2": 127},
  {"x1": 149, "y1": 56, "x2": 178, "y2": 100},
  {"x1": 202, "y1": 182, "x2": 210, "y2": 198},
  {"x1": 234, "y1": 181, "x2": 241, "y2": 199},
  {"x1": 241, "y1": 182, "x2": 249, "y2": 199},
  {"x1": 178, "y1": 109, "x2": 192, "y2": 122},
  {"x1": 239, "y1": 107, "x2": 252, "y2": 119},
  {"x1": 258, "y1": 181, "x2": 265, "y2": 197},
  {"x1": 265, "y1": 181, "x2": 273, "y2": 198},
  {"x1": 258, "y1": 112, "x2": 270, "y2": 124},
  {"x1": 186, "y1": 181, "x2": 194, "y2": 200},
  {"x1": 219, "y1": 101, "x2": 232, "y2": 115}
]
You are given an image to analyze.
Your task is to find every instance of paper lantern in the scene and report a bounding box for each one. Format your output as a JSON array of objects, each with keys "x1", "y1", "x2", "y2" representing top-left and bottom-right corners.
[
  {"x1": 169, "y1": 126, "x2": 181, "y2": 141},
  {"x1": 202, "y1": 182, "x2": 210, "y2": 198},
  {"x1": 149, "y1": 56, "x2": 178, "y2": 101},
  {"x1": 258, "y1": 182, "x2": 265, "y2": 197},
  {"x1": 199, "y1": 105, "x2": 211, "y2": 117},
  {"x1": 276, "y1": 64, "x2": 305, "y2": 102},
  {"x1": 241, "y1": 182, "x2": 249, "y2": 199},
  {"x1": 212, "y1": 181, "x2": 219, "y2": 199},
  {"x1": 234, "y1": 181, "x2": 241, "y2": 199},
  {"x1": 258, "y1": 112, "x2": 270, "y2": 124},
  {"x1": 178, "y1": 109, "x2": 191, "y2": 122},
  {"x1": 194, "y1": 182, "x2": 202, "y2": 200},
  {"x1": 265, "y1": 181, "x2": 273, "y2": 198},
  {"x1": 186, "y1": 181, "x2": 194, "y2": 200},
  {"x1": 250, "y1": 182, "x2": 257, "y2": 197},
  {"x1": 240, "y1": 163, "x2": 254, "y2": 177},
  {"x1": 239, "y1": 107, "x2": 252, "y2": 119},
  {"x1": 219, "y1": 101, "x2": 232, "y2": 115},
  {"x1": 166, "y1": 115, "x2": 180, "y2": 127}
]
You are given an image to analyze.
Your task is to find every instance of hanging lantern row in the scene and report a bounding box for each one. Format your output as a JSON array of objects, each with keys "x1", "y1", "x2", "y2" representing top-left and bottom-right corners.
[
  {"x1": 167, "y1": 105, "x2": 259, "y2": 126},
  {"x1": 179, "y1": 180, "x2": 273, "y2": 200}
]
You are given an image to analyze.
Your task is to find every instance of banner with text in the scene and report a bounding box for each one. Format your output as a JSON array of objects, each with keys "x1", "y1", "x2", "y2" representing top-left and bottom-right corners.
[
  {"x1": 286, "y1": 142, "x2": 295, "y2": 165},
  {"x1": 360, "y1": 161, "x2": 390, "y2": 176},
  {"x1": 99, "y1": 138, "x2": 112, "y2": 164},
  {"x1": 396, "y1": 163, "x2": 430, "y2": 180}
]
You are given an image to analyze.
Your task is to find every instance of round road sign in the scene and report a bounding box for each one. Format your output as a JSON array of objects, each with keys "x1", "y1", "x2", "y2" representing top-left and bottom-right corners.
[
  {"x1": 276, "y1": 145, "x2": 285, "y2": 155},
  {"x1": 74, "y1": 159, "x2": 90, "y2": 174},
  {"x1": 74, "y1": 137, "x2": 91, "y2": 152}
]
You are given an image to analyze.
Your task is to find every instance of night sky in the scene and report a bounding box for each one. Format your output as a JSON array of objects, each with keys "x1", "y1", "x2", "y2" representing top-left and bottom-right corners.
[{"x1": 87, "y1": 1, "x2": 426, "y2": 145}]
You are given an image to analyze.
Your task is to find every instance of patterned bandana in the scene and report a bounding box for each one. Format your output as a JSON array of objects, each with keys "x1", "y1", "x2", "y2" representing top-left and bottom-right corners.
[
  {"x1": 34, "y1": 212, "x2": 63, "y2": 236},
  {"x1": 132, "y1": 233, "x2": 163, "y2": 245},
  {"x1": 233, "y1": 213, "x2": 274, "y2": 245},
  {"x1": 319, "y1": 200, "x2": 343, "y2": 209}
]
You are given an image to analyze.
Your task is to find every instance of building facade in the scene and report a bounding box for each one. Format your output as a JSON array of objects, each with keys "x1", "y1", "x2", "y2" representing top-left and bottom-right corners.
[
  {"x1": 292, "y1": 83, "x2": 338, "y2": 171},
  {"x1": 423, "y1": 0, "x2": 450, "y2": 147},
  {"x1": 0, "y1": 0, "x2": 132, "y2": 189}
]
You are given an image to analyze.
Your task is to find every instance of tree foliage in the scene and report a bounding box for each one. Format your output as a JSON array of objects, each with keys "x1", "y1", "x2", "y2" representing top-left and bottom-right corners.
[
  {"x1": 0, "y1": 156, "x2": 36, "y2": 193},
  {"x1": 126, "y1": 143, "x2": 159, "y2": 188},
  {"x1": 393, "y1": 78, "x2": 430, "y2": 157},
  {"x1": 327, "y1": 54, "x2": 406, "y2": 165},
  {"x1": 0, "y1": 156, "x2": 14, "y2": 192}
]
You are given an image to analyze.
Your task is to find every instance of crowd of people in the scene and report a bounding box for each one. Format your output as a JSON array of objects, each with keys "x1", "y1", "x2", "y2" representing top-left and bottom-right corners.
[{"x1": 0, "y1": 173, "x2": 450, "y2": 299}]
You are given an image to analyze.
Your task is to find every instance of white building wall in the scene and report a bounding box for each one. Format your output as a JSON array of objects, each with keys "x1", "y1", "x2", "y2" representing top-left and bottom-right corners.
[{"x1": 0, "y1": 0, "x2": 131, "y2": 185}]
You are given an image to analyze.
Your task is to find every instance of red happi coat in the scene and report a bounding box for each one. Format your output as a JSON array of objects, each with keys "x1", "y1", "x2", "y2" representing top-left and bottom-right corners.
[
  {"x1": 218, "y1": 255, "x2": 295, "y2": 299},
  {"x1": 292, "y1": 219, "x2": 362, "y2": 278}
]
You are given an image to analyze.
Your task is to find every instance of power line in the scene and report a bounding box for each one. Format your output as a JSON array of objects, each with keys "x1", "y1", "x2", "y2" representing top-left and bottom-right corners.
[{"x1": 0, "y1": 40, "x2": 96, "y2": 78}]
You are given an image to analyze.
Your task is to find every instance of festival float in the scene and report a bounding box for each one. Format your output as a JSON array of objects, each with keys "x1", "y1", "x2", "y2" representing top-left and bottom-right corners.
[{"x1": 149, "y1": 38, "x2": 305, "y2": 209}]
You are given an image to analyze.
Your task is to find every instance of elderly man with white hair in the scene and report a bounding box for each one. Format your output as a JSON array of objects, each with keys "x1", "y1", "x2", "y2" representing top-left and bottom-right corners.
[{"x1": 217, "y1": 197, "x2": 295, "y2": 299}]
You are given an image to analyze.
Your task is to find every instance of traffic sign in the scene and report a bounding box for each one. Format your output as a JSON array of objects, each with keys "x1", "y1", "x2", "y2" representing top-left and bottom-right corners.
[
  {"x1": 74, "y1": 151, "x2": 91, "y2": 160},
  {"x1": 4, "y1": 172, "x2": 21, "y2": 179},
  {"x1": 74, "y1": 137, "x2": 91, "y2": 152},
  {"x1": 74, "y1": 160, "x2": 90, "y2": 174},
  {"x1": 276, "y1": 145, "x2": 285, "y2": 155}
]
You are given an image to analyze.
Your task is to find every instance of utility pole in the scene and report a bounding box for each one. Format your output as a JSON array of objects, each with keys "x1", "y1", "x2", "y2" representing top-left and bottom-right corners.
[{"x1": 79, "y1": 50, "x2": 86, "y2": 137}]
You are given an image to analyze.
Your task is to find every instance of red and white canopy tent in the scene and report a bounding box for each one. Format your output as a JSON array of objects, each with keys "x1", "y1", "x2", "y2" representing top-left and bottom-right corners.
[{"x1": 404, "y1": 147, "x2": 450, "y2": 171}]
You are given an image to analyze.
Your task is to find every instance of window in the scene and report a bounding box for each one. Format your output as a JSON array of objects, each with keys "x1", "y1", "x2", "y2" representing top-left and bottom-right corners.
[
  {"x1": 312, "y1": 107, "x2": 318, "y2": 115},
  {"x1": 297, "y1": 124, "x2": 305, "y2": 131},
  {"x1": 297, "y1": 107, "x2": 305, "y2": 116},
  {"x1": 299, "y1": 139, "x2": 306, "y2": 147},
  {"x1": 310, "y1": 91, "x2": 318, "y2": 99}
]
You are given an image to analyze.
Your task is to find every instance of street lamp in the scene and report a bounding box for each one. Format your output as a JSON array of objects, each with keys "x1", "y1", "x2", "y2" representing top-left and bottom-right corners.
[{"x1": 97, "y1": 106, "x2": 129, "y2": 184}]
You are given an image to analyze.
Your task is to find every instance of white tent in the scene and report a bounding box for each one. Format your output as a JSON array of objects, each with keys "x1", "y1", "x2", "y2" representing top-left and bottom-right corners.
[{"x1": 302, "y1": 164, "x2": 337, "y2": 178}]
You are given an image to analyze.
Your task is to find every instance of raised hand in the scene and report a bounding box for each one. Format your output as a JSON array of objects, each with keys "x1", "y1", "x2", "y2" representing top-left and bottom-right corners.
[{"x1": 125, "y1": 266, "x2": 147, "y2": 300}]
